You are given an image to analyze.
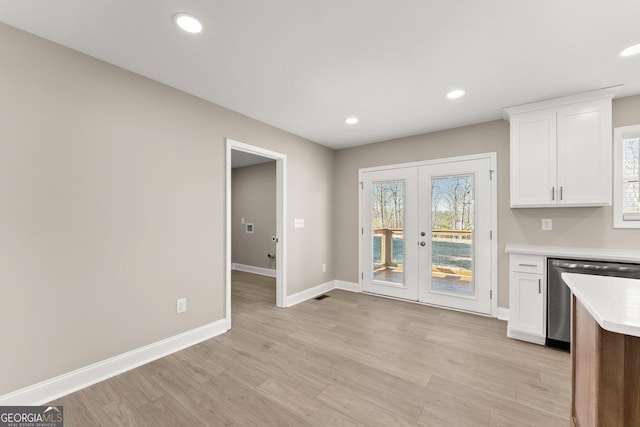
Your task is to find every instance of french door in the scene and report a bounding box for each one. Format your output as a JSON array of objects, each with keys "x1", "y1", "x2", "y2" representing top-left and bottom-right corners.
[{"x1": 361, "y1": 155, "x2": 495, "y2": 315}]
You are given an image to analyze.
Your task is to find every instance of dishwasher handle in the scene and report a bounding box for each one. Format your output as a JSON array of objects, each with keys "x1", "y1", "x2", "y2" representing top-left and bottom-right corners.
[{"x1": 551, "y1": 260, "x2": 640, "y2": 275}]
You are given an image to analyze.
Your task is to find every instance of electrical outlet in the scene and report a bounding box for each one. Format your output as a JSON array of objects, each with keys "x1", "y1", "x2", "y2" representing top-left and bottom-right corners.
[
  {"x1": 542, "y1": 218, "x2": 552, "y2": 231},
  {"x1": 322, "y1": 263, "x2": 327, "y2": 273},
  {"x1": 176, "y1": 298, "x2": 187, "y2": 314}
]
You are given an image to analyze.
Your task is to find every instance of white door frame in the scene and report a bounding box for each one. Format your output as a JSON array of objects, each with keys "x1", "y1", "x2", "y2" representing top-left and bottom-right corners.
[
  {"x1": 359, "y1": 152, "x2": 498, "y2": 317},
  {"x1": 226, "y1": 138, "x2": 288, "y2": 328}
]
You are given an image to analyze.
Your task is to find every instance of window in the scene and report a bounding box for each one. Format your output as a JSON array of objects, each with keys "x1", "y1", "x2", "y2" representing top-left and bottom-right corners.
[{"x1": 614, "y1": 125, "x2": 640, "y2": 228}]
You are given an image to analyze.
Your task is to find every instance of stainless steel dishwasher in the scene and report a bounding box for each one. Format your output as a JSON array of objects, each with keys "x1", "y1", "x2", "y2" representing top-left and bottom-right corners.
[{"x1": 547, "y1": 258, "x2": 640, "y2": 351}]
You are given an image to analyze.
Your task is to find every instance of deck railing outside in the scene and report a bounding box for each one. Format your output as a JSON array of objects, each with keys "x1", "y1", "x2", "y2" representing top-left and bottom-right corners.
[{"x1": 373, "y1": 228, "x2": 472, "y2": 271}]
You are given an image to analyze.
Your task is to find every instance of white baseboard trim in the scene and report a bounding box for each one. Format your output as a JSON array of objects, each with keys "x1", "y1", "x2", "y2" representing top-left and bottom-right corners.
[
  {"x1": 286, "y1": 280, "x2": 335, "y2": 307},
  {"x1": 507, "y1": 329, "x2": 546, "y2": 346},
  {"x1": 497, "y1": 307, "x2": 509, "y2": 321},
  {"x1": 334, "y1": 280, "x2": 360, "y2": 293},
  {"x1": 0, "y1": 318, "x2": 229, "y2": 406},
  {"x1": 232, "y1": 263, "x2": 276, "y2": 278}
]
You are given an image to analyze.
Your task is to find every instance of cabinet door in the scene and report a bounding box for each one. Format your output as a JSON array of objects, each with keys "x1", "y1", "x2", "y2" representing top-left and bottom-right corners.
[
  {"x1": 510, "y1": 110, "x2": 557, "y2": 207},
  {"x1": 556, "y1": 98, "x2": 612, "y2": 206},
  {"x1": 509, "y1": 272, "x2": 544, "y2": 337}
]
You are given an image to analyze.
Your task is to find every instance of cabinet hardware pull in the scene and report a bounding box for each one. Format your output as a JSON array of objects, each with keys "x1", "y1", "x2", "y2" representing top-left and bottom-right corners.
[
  {"x1": 538, "y1": 279, "x2": 542, "y2": 294},
  {"x1": 518, "y1": 263, "x2": 538, "y2": 267},
  {"x1": 552, "y1": 187, "x2": 555, "y2": 201},
  {"x1": 560, "y1": 186, "x2": 563, "y2": 200}
]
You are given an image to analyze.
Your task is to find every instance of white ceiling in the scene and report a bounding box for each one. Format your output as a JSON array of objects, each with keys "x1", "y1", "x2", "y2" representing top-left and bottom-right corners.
[{"x1": 1, "y1": 1, "x2": 640, "y2": 149}]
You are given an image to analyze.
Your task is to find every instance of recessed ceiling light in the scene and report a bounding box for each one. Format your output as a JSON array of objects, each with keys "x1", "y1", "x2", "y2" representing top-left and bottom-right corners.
[
  {"x1": 620, "y1": 43, "x2": 640, "y2": 57},
  {"x1": 446, "y1": 89, "x2": 466, "y2": 99},
  {"x1": 345, "y1": 117, "x2": 359, "y2": 125},
  {"x1": 174, "y1": 13, "x2": 203, "y2": 34}
]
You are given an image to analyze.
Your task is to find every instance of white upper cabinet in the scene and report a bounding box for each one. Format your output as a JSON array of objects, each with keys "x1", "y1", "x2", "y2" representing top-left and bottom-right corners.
[
  {"x1": 556, "y1": 100, "x2": 612, "y2": 206},
  {"x1": 505, "y1": 88, "x2": 616, "y2": 208},
  {"x1": 509, "y1": 109, "x2": 557, "y2": 206}
]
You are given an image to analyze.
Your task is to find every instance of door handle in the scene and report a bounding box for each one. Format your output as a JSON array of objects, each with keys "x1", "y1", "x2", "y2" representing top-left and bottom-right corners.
[
  {"x1": 551, "y1": 187, "x2": 555, "y2": 201},
  {"x1": 560, "y1": 186, "x2": 563, "y2": 201},
  {"x1": 538, "y1": 279, "x2": 542, "y2": 294}
]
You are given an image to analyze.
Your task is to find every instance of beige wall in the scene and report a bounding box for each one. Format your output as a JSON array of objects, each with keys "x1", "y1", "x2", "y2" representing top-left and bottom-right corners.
[
  {"x1": 0, "y1": 23, "x2": 334, "y2": 395},
  {"x1": 232, "y1": 162, "x2": 277, "y2": 269},
  {"x1": 334, "y1": 95, "x2": 640, "y2": 308}
]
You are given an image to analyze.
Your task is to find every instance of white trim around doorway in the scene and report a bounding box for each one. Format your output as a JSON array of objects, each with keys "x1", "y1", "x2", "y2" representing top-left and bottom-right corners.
[{"x1": 226, "y1": 139, "x2": 288, "y2": 328}]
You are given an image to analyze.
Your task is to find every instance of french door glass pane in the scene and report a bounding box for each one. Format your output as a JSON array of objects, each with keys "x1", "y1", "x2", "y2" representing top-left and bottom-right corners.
[
  {"x1": 372, "y1": 180, "x2": 405, "y2": 285},
  {"x1": 431, "y1": 174, "x2": 474, "y2": 296}
]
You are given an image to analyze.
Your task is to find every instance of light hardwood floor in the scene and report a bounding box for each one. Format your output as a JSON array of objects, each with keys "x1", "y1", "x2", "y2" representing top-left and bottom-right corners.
[{"x1": 50, "y1": 271, "x2": 570, "y2": 426}]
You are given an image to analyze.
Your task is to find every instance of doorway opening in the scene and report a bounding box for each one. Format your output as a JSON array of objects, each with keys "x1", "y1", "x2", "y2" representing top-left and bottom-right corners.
[
  {"x1": 226, "y1": 139, "x2": 287, "y2": 328},
  {"x1": 359, "y1": 153, "x2": 497, "y2": 316}
]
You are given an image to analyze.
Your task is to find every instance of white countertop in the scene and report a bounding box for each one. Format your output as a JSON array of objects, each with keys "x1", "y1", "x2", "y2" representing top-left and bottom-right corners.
[
  {"x1": 505, "y1": 244, "x2": 640, "y2": 263},
  {"x1": 562, "y1": 272, "x2": 640, "y2": 337}
]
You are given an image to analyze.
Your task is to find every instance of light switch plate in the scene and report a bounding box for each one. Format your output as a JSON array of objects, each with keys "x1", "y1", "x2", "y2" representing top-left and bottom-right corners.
[
  {"x1": 176, "y1": 298, "x2": 187, "y2": 314},
  {"x1": 542, "y1": 218, "x2": 552, "y2": 231}
]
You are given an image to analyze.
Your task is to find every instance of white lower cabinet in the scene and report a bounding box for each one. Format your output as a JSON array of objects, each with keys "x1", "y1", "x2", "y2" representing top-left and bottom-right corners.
[{"x1": 508, "y1": 254, "x2": 546, "y2": 345}]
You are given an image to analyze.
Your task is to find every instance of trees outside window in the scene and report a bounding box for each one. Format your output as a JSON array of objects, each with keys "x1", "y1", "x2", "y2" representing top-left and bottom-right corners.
[
  {"x1": 372, "y1": 181, "x2": 404, "y2": 229},
  {"x1": 432, "y1": 175, "x2": 473, "y2": 231}
]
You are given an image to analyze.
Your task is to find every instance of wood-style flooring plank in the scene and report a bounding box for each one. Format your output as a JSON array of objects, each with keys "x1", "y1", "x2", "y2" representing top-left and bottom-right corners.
[
  {"x1": 317, "y1": 384, "x2": 418, "y2": 427},
  {"x1": 48, "y1": 391, "x2": 99, "y2": 427},
  {"x1": 49, "y1": 270, "x2": 570, "y2": 426}
]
